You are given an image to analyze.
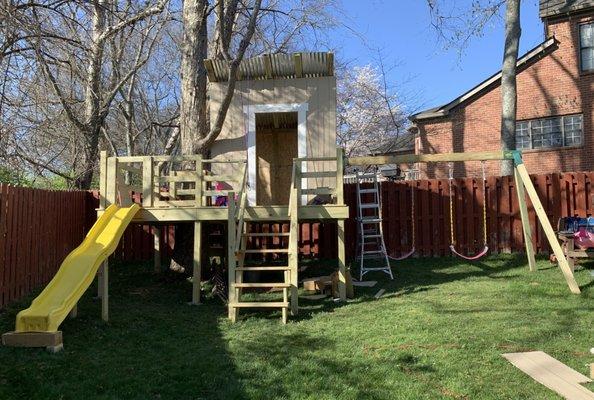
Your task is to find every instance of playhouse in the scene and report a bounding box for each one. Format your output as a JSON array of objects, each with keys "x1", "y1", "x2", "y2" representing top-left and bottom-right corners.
[{"x1": 1, "y1": 52, "x2": 586, "y2": 352}]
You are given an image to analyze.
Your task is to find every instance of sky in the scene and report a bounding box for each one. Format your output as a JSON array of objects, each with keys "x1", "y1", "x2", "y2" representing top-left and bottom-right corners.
[{"x1": 331, "y1": 0, "x2": 544, "y2": 112}]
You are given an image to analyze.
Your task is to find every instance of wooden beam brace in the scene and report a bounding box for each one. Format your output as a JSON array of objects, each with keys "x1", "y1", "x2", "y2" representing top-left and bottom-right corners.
[
  {"x1": 514, "y1": 168, "x2": 536, "y2": 271},
  {"x1": 514, "y1": 164, "x2": 581, "y2": 294}
]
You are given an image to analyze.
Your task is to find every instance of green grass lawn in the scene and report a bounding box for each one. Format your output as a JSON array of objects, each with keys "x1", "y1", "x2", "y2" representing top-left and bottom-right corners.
[{"x1": 1, "y1": 255, "x2": 593, "y2": 399}]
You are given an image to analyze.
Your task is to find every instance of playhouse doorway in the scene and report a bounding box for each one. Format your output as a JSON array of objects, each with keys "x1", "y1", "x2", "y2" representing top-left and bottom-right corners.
[{"x1": 255, "y1": 112, "x2": 298, "y2": 205}]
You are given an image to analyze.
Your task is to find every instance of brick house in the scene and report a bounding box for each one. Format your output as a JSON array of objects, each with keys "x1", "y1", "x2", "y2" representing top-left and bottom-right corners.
[{"x1": 410, "y1": 0, "x2": 594, "y2": 178}]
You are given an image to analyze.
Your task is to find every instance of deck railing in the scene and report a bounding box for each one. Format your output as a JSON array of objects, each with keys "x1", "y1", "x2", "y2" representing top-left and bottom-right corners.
[{"x1": 99, "y1": 151, "x2": 247, "y2": 209}]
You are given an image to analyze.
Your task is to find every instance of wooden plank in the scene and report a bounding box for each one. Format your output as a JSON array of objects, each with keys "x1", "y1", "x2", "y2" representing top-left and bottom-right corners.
[
  {"x1": 192, "y1": 221, "x2": 201, "y2": 305},
  {"x1": 326, "y1": 51, "x2": 334, "y2": 76},
  {"x1": 335, "y1": 147, "x2": 344, "y2": 205},
  {"x1": 2, "y1": 331, "x2": 63, "y2": 348},
  {"x1": 263, "y1": 54, "x2": 273, "y2": 79},
  {"x1": 374, "y1": 288, "x2": 385, "y2": 299},
  {"x1": 203, "y1": 175, "x2": 239, "y2": 182},
  {"x1": 204, "y1": 59, "x2": 217, "y2": 82},
  {"x1": 142, "y1": 156, "x2": 153, "y2": 207},
  {"x1": 99, "y1": 151, "x2": 107, "y2": 209},
  {"x1": 294, "y1": 53, "x2": 303, "y2": 78},
  {"x1": 100, "y1": 261, "x2": 109, "y2": 321},
  {"x1": 515, "y1": 168, "x2": 537, "y2": 271},
  {"x1": 515, "y1": 164, "x2": 581, "y2": 294},
  {"x1": 503, "y1": 352, "x2": 594, "y2": 400},
  {"x1": 227, "y1": 194, "x2": 237, "y2": 321},
  {"x1": 347, "y1": 150, "x2": 514, "y2": 166},
  {"x1": 301, "y1": 188, "x2": 335, "y2": 196},
  {"x1": 153, "y1": 226, "x2": 161, "y2": 272},
  {"x1": 301, "y1": 171, "x2": 337, "y2": 178}
]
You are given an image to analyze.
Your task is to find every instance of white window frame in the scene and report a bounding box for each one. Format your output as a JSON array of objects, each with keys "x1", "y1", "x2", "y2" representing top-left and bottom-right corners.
[{"x1": 243, "y1": 103, "x2": 308, "y2": 205}]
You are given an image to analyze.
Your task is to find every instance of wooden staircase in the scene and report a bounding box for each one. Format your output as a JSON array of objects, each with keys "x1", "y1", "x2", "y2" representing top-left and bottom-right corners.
[
  {"x1": 227, "y1": 163, "x2": 299, "y2": 323},
  {"x1": 229, "y1": 228, "x2": 293, "y2": 323}
]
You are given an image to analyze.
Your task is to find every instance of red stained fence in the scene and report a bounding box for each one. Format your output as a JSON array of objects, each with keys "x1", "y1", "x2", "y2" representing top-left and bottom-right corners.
[
  {"x1": 343, "y1": 172, "x2": 594, "y2": 259},
  {"x1": 2, "y1": 171, "x2": 594, "y2": 308},
  {"x1": 0, "y1": 185, "x2": 89, "y2": 308}
]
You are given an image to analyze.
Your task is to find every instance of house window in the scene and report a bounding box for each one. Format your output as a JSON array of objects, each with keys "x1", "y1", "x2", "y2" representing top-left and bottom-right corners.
[
  {"x1": 515, "y1": 115, "x2": 583, "y2": 150},
  {"x1": 580, "y1": 23, "x2": 594, "y2": 71}
]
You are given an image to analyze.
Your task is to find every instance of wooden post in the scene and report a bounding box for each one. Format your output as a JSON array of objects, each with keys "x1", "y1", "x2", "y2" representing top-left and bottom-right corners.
[
  {"x1": 514, "y1": 163, "x2": 581, "y2": 294},
  {"x1": 142, "y1": 156, "x2": 153, "y2": 207},
  {"x1": 100, "y1": 261, "x2": 109, "y2": 321},
  {"x1": 514, "y1": 168, "x2": 536, "y2": 272},
  {"x1": 99, "y1": 151, "x2": 108, "y2": 209},
  {"x1": 337, "y1": 220, "x2": 346, "y2": 301},
  {"x1": 192, "y1": 221, "x2": 202, "y2": 305},
  {"x1": 289, "y1": 164, "x2": 300, "y2": 316},
  {"x1": 106, "y1": 157, "x2": 117, "y2": 206},
  {"x1": 195, "y1": 156, "x2": 203, "y2": 207},
  {"x1": 227, "y1": 193, "x2": 237, "y2": 321},
  {"x1": 335, "y1": 147, "x2": 344, "y2": 205},
  {"x1": 153, "y1": 226, "x2": 161, "y2": 273},
  {"x1": 567, "y1": 238, "x2": 575, "y2": 273}
]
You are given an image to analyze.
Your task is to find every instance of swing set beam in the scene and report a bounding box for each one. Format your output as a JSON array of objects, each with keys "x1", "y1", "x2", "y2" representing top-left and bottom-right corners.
[{"x1": 346, "y1": 150, "x2": 582, "y2": 295}]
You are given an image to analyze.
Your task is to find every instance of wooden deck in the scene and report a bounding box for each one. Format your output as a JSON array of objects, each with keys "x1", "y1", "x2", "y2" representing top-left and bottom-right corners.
[{"x1": 97, "y1": 148, "x2": 348, "y2": 323}]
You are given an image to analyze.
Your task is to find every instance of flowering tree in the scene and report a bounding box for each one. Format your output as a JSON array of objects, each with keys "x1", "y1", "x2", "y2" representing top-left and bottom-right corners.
[{"x1": 337, "y1": 65, "x2": 410, "y2": 157}]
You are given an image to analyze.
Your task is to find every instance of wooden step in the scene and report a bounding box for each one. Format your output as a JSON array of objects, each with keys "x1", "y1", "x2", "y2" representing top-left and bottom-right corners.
[
  {"x1": 242, "y1": 249, "x2": 289, "y2": 254},
  {"x1": 232, "y1": 282, "x2": 290, "y2": 288},
  {"x1": 244, "y1": 232, "x2": 290, "y2": 237},
  {"x1": 236, "y1": 266, "x2": 290, "y2": 271},
  {"x1": 229, "y1": 301, "x2": 289, "y2": 308}
]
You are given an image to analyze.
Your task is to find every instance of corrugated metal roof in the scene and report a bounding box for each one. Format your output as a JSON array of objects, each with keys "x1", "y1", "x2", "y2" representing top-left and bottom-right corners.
[{"x1": 204, "y1": 52, "x2": 334, "y2": 82}]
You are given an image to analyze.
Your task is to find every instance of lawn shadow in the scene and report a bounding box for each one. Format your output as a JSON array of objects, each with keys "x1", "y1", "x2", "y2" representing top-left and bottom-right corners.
[{"x1": 0, "y1": 261, "x2": 247, "y2": 400}]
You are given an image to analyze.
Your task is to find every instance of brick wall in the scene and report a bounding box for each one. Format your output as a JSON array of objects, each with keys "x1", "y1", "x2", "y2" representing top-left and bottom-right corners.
[{"x1": 416, "y1": 12, "x2": 594, "y2": 178}]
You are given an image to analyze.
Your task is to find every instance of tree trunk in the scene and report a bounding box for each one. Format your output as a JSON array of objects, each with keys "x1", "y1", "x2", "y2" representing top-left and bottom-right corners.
[
  {"x1": 170, "y1": 0, "x2": 210, "y2": 274},
  {"x1": 179, "y1": 0, "x2": 209, "y2": 156},
  {"x1": 500, "y1": 0, "x2": 521, "y2": 176}
]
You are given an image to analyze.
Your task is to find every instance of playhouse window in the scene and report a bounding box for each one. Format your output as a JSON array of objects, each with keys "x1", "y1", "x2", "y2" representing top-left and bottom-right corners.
[
  {"x1": 580, "y1": 23, "x2": 594, "y2": 71},
  {"x1": 515, "y1": 114, "x2": 582, "y2": 150}
]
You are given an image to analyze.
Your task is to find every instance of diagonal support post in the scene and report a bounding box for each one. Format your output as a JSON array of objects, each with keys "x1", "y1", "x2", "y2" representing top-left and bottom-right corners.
[{"x1": 512, "y1": 152, "x2": 580, "y2": 294}]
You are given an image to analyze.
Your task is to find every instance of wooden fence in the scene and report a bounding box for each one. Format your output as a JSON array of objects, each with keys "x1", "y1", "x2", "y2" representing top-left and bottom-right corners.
[
  {"x1": 1, "y1": 171, "x2": 593, "y2": 308},
  {"x1": 0, "y1": 185, "x2": 89, "y2": 308},
  {"x1": 342, "y1": 172, "x2": 594, "y2": 259}
]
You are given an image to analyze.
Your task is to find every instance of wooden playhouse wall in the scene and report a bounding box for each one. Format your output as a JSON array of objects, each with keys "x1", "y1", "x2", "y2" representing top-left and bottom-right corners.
[{"x1": 208, "y1": 76, "x2": 337, "y2": 191}]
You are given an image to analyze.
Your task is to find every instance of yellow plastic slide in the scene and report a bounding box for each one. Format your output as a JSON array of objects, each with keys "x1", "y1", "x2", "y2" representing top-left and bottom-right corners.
[{"x1": 15, "y1": 204, "x2": 140, "y2": 333}]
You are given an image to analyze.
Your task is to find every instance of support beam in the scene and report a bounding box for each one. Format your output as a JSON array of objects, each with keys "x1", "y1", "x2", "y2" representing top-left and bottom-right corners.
[
  {"x1": 192, "y1": 221, "x2": 202, "y2": 305},
  {"x1": 514, "y1": 168, "x2": 536, "y2": 272},
  {"x1": 337, "y1": 220, "x2": 346, "y2": 301},
  {"x1": 514, "y1": 164, "x2": 581, "y2": 294},
  {"x1": 100, "y1": 261, "x2": 109, "y2": 321},
  {"x1": 347, "y1": 150, "x2": 515, "y2": 166},
  {"x1": 153, "y1": 226, "x2": 161, "y2": 273}
]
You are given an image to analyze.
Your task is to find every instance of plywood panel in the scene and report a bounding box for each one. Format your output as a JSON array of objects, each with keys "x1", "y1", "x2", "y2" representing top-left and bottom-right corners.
[{"x1": 256, "y1": 126, "x2": 298, "y2": 205}]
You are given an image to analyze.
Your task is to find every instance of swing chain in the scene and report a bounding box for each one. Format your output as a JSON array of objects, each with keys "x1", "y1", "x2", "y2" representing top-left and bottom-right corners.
[
  {"x1": 448, "y1": 162, "x2": 455, "y2": 246},
  {"x1": 481, "y1": 160, "x2": 488, "y2": 246}
]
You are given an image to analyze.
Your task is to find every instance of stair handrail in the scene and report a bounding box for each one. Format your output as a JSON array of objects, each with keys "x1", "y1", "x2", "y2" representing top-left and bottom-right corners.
[{"x1": 234, "y1": 163, "x2": 248, "y2": 254}]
